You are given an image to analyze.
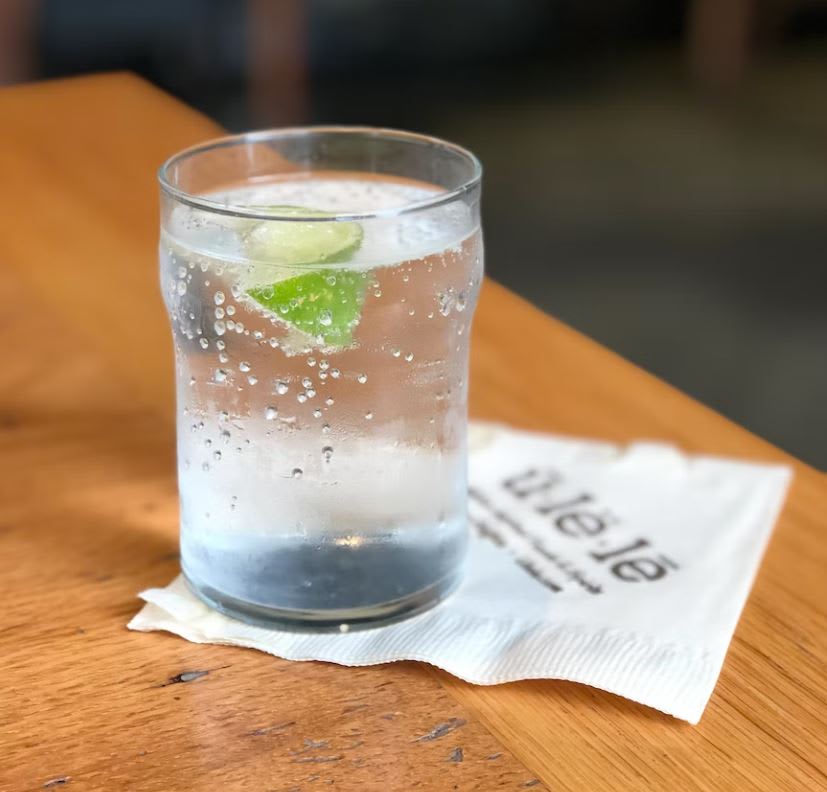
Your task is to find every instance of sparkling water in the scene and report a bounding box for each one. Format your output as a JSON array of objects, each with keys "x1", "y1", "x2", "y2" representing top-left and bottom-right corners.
[{"x1": 161, "y1": 176, "x2": 482, "y2": 626}]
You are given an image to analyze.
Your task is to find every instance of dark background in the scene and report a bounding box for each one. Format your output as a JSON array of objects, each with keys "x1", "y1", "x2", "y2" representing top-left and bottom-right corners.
[{"x1": 2, "y1": 0, "x2": 825, "y2": 468}]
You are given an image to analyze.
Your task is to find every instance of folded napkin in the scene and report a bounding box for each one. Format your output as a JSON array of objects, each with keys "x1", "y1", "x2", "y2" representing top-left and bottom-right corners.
[{"x1": 129, "y1": 422, "x2": 791, "y2": 723}]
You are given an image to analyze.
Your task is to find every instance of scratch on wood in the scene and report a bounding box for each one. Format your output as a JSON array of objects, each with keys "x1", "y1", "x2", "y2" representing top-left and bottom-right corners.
[
  {"x1": 290, "y1": 738, "x2": 330, "y2": 755},
  {"x1": 248, "y1": 720, "x2": 295, "y2": 736},
  {"x1": 414, "y1": 718, "x2": 466, "y2": 742},
  {"x1": 43, "y1": 778, "x2": 70, "y2": 788},
  {"x1": 290, "y1": 755, "x2": 343, "y2": 764},
  {"x1": 486, "y1": 752, "x2": 502, "y2": 760},
  {"x1": 159, "y1": 664, "x2": 230, "y2": 687},
  {"x1": 342, "y1": 703, "x2": 369, "y2": 714},
  {"x1": 522, "y1": 781, "x2": 541, "y2": 788},
  {"x1": 448, "y1": 747, "x2": 464, "y2": 763}
]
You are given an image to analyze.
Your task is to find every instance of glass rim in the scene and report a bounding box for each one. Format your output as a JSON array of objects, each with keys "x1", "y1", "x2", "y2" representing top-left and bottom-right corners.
[{"x1": 158, "y1": 125, "x2": 483, "y2": 222}]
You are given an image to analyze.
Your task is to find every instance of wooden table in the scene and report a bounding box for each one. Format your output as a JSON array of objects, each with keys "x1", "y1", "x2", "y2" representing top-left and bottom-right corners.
[{"x1": 0, "y1": 74, "x2": 824, "y2": 792}]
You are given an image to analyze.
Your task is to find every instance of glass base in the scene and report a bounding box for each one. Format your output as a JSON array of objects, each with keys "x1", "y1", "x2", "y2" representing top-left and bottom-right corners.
[{"x1": 183, "y1": 568, "x2": 461, "y2": 632}]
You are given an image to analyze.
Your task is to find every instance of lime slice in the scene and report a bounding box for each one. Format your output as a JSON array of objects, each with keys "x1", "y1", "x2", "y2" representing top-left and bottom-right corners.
[
  {"x1": 244, "y1": 206, "x2": 365, "y2": 346},
  {"x1": 245, "y1": 205, "x2": 363, "y2": 266}
]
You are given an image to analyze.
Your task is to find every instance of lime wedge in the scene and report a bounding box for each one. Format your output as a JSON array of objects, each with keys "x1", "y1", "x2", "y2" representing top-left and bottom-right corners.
[
  {"x1": 244, "y1": 206, "x2": 365, "y2": 346},
  {"x1": 245, "y1": 205, "x2": 363, "y2": 266}
]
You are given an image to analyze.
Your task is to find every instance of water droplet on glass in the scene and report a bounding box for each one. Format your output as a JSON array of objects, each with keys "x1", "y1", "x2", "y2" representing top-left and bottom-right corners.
[
  {"x1": 307, "y1": 357, "x2": 316, "y2": 367},
  {"x1": 391, "y1": 348, "x2": 401, "y2": 358},
  {"x1": 275, "y1": 380, "x2": 289, "y2": 395},
  {"x1": 216, "y1": 339, "x2": 226, "y2": 351},
  {"x1": 318, "y1": 359, "x2": 329, "y2": 371},
  {"x1": 402, "y1": 273, "x2": 410, "y2": 282},
  {"x1": 202, "y1": 462, "x2": 210, "y2": 472},
  {"x1": 322, "y1": 446, "x2": 333, "y2": 462},
  {"x1": 325, "y1": 397, "x2": 335, "y2": 406},
  {"x1": 199, "y1": 338, "x2": 209, "y2": 350},
  {"x1": 301, "y1": 376, "x2": 313, "y2": 389},
  {"x1": 291, "y1": 467, "x2": 303, "y2": 479},
  {"x1": 456, "y1": 292, "x2": 467, "y2": 312},
  {"x1": 318, "y1": 309, "x2": 333, "y2": 327},
  {"x1": 269, "y1": 337, "x2": 279, "y2": 348},
  {"x1": 326, "y1": 274, "x2": 337, "y2": 286},
  {"x1": 408, "y1": 308, "x2": 416, "y2": 316},
  {"x1": 313, "y1": 408, "x2": 322, "y2": 418},
  {"x1": 365, "y1": 411, "x2": 373, "y2": 420},
  {"x1": 213, "y1": 450, "x2": 222, "y2": 461},
  {"x1": 226, "y1": 305, "x2": 236, "y2": 316},
  {"x1": 214, "y1": 369, "x2": 228, "y2": 383},
  {"x1": 234, "y1": 321, "x2": 244, "y2": 334},
  {"x1": 220, "y1": 429, "x2": 231, "y2": 443},
  {"x1": 253, "y1": 330, "x2": 264, "y2": 340},
  {"x1": 218, "y1": 352, "x2": 229, "y2": 364},
  {"x1": 189, "y1": 377, "x2": 197, "y2": 387},
  {"x1": 265, "y1": 406, "x2": 278, "y2": 420},
  {"x1": 239, "y1": 361, "x2": 251, "y2": 372},
  {"x1": 297, "y1": 392, "x2": 308, "y2": 404},
  {"x1": 330, "y1": 368, "x2": 341, "y2": 379},
  {"x1": 306, "y1": 388, "x2": 316, "y2": 398},
  {"x1": 218, "y1": 410, "x2": 229, "y2": 422},
  {"x1": 204, "y1": 438, "x2": 212, "y2": 447},
  {"x1": 214, "y1": 291, "x2": 225, "y2": 305},
  {"x1": 176, "y1": 280, "x2": 187, "y2": 296},
  {"x1": 226, "y1": 320, "x2": 236, "y2": 331},
  {"x1": 214, "y1": 320, "x2": 226, "y2": 336},
  {"x1": 247, "y1": 375, "x2": 258, "y2": 385},
  {"x1": 322, "y1": 423, "x2": 331, "y2": 434},
  {"x1": 357, "y1": 373, "x2": 367, "y2": 384}
]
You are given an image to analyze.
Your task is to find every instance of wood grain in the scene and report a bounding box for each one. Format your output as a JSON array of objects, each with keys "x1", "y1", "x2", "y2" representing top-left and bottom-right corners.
[{"x1": 0, "y1": 74, "x2": 825, "y2": 791}]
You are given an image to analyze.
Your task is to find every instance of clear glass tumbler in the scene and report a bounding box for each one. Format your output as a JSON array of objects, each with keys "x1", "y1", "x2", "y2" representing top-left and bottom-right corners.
[{"x1": 159, "y1": 127, "x2": 483, "y2": 629}]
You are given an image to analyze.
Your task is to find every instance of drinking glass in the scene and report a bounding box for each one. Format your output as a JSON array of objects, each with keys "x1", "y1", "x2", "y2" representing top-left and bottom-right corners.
[{"x1": 159, "y1": 127, "x2": 483, "y2": 629}]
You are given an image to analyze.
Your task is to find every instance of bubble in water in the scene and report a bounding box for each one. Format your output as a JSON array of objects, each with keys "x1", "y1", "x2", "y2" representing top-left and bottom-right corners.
[
  {"x1": 357, "y1": 373, "x2": 367, "y2": 384},
  {"x1": 297, "y1": 392, "x2": 308, "y2": 404},
  {"x1": 437, "y1": 292, "x2": 453, "y2": 316},
  {"x1": 330, "y1": 368, "x2": 341, "y2": 379},
  {"x1": 391, "y1": 348, "x2": 401, "y2": 358},
  {"x1": 213, "y1": 450, "x2": 222, "y2": 461},
  {"x1": 322, "y1": 446, "x2": 333, "y2": 462},
  {"x1": 199, "y1": 338, "x2": 209, "y2": 350},
  {"x1": 247, "y1": 375, "x2": 258, "y2": 385},
  {"x1": 176, "y1": 280, "x2": 187, "y2": 296},
  {"x1": 325, "y1": 274, "x2": 337, "y2": 286},
  {"x1": 404, "y1": 352, "x2": 414, "y2": 362},
  {"x1": 239, "y1": 361, "x2": 251, "y2": 372},
  {"x1": 226, "y1": 305, "x2": 236, "y2": 316},
  {"x1": 275, "y1": 380, "x2": 289, "y2": 395},
  {"x1": 325, "y1": 397, "x2": 335, "y2": 406},
  {"x1": 313, "y1": 408, "x2": 322, "y2": 418},
  {"x1": 301, "y1": 376, "x2": 313, "y2": 388},
  {"x1": 365, "y1": 411, "x2": 373, "y2": 420},
  {"x1": 291, "y1": 467, "x2": 303, "y2": 479},
  {"x1": 214, "y1": 320, "x2": 226, "y2": 336},
  {"x1": 265, "y1": 406, "x2": 278, "y2": 420},
  {"x1": 214, "y1": 369, "x2": 228, "y2": 383},
  {"x1": 214, "y1": 291, "x2": 225, "y2": 305},
  {"x1": 318, "y1": 309, "x2": 333, "y2": 327}
]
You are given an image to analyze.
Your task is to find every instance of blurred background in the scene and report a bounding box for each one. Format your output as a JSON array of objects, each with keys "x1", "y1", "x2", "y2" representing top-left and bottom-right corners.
[{"x1": 2, "y1": 0, "x2": 825, "y2": 468}]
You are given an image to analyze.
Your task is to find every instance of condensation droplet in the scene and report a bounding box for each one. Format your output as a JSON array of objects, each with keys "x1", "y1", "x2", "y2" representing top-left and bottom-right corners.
[
  {"x1": 213, "y1": 450, "x2": 222, "y2": 461},
  {"x1": 301, "y1": 376, "x2": 313, "y2": 389},
  {"x1": 297, "y1": 392, "x2": 308, "y2": 404},
  {"x1": 265, "y1": 406, "x2": 278, "y2": 420},
  {"x1": 291, "y1": 467, "x2": 303, "y2": 479},
  {"x1": 322, "y1": 423, "x2": 331, "y2": 434},
  {"x1": 214, "y1": 369, "x2": 228, "y2": 383},
  {"x1": 214, "y1": 307, "x2": 225, "y2": 319},
  {"x1": 325, "y1": 397, "x2": 334, "y2": 406},
  {"x1": 391, "y1": 348, "x2": 401, "y2": 358},
  {"x1": 199, "y1": 338, "x2": 209, "y2": 349},
  {"x1": 220, "y1": 429, "x2": 231, "y2": 443},
  {"x1": 275, "y1": 380, "x2": 289, "y2": 395},
  {"x1": 318, "y1": 309, "x2": 333, "y2": 327},
  {"x1": 216, "y1": 339, "x2": 226, "y2": 351},
  {"x1": 330, "y1": 368, "x2": 341, "y2": 379},
  {"x1": 357, "y1": 373, "x2": 367, "y2": 384},
  {"x1": 305, "y1": 388, "x2": 316, "y2": 398},
  {"x1": 226, "y1": 304, "x2": 236, "y2": 316},
  {"x1": 204, "y1": 438, "x2": 212, "y2": 447},
  {"x1": 307, "y1": 357, "x2": 317, "y2": 367},
  {"x1": 322, "y1": 446, "x2": 333, "y2": 462},
  {"x1": 313, "y1": 408, "x2": 322, "y2": 418},
  {"x1": 218, "y1": 352, "x2": 229, "y2": 364},
  {"x1": 404, "y1": 352, "x2": 414, "y2": 362},
  {"x1": 365, "y1": 411, "x2": 373, "y2": 420},
  {"x1": 269, "y1": 337, "x2": 279, "y2": 348},
  {"x1": 318, "y1": 359, "x2": 329, "y2": 371},
  {"x1": 214, "y1": 291, "x2": 225, "y2": 305},
  {"x1": 202, "y1": 462, "x2": 210, "y2": 472},
  {"x1": 239, "y1": 361, "x2": 251, "y2": 372},
  {"x1": 247, "y1": 375, "x2": 258, "y2": 385},
  {"x1": 176, "y1": 280, "x2": 187, "y2": 296},
  {"x1": 214, "y1": 320, "x2": 226, "y2": 336}
]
